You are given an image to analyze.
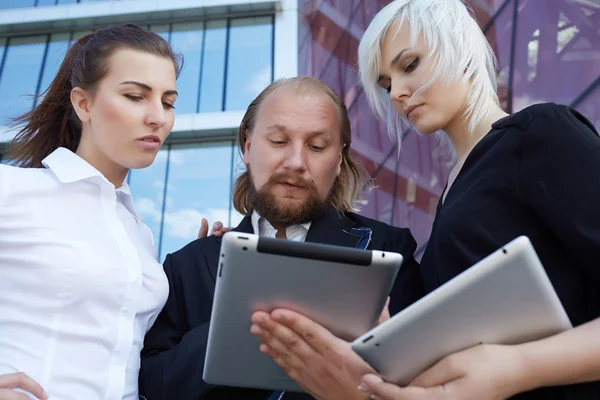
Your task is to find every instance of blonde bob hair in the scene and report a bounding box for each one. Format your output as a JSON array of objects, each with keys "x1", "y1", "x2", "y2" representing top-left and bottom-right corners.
[{"x1": 358, "y1": 0, "x2": 500, "y2": 144}]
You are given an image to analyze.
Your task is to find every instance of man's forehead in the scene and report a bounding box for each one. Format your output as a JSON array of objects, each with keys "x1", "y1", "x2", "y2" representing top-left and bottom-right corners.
[
  {"x1": 262, "y1": 84, "x2": 336, "y2": 110},
  {"x1": 256, "y1": 87, "x2": 341, "y2": 129}
]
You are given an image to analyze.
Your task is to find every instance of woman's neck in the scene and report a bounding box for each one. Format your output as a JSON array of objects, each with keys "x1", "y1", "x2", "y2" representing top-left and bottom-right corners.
[
  {"x1": 445, "y1": 102, "x2": 509, "y2": 165},
  {"x1": 439, "y1": 102, "x2": 508, "y2": 202},
  {"x1": 76, "y1": 142, "x2": 128, "y2": 188}
]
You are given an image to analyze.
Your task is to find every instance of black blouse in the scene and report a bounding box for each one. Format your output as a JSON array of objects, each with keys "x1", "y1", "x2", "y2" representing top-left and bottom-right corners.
[{"x1": 420, "y1": 103, "x2": 600, "y2": 399}]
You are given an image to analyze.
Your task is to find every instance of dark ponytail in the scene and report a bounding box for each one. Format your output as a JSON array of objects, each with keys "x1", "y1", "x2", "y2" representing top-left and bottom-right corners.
[{"x1": 8, "y1": 24, "x2": 182, "y2": 168}]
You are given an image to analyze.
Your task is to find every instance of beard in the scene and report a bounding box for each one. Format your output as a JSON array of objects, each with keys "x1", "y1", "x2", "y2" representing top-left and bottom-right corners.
[{"x1": 247, "y1": 170, "x2": 331, "y2": 227}]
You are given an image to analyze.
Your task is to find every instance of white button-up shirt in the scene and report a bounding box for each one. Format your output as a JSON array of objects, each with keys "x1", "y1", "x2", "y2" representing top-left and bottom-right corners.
[
  {"x1": 251, "y1": 211, "x2": 312, "y2": 242},
  {"x1": 0, "y1": 148, "x2": 168, "y2": 400}
]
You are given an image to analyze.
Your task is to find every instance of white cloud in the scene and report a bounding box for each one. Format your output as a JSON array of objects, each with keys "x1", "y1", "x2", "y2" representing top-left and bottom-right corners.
[
  {"x1": 248, "y1": 66, "x2": 272, "y2": 96},
  {"x1": 163, "y1": 207, "x2": 234, "y2": 240},
  {"x1": 172, "y1": 32, "x2": 204, "y2": 52},
  {"x1": 136, "y1": 196, "x2": 245, "y2": 240},
  {"x1": 169, "y1": 151, "x2": 186, "y2": 166},
  {"x1": 230, "y1": 211, "x2": 245, "y2": 227},
  {"x1": 152, "y1": 179, "x2": 165, "y2": 190},
  {"x1": 136, "y1": 197, "x2": 161, "y2": 222},
  {"x1": 154, "y1": 151, "x2": 168, "y2": 163}
]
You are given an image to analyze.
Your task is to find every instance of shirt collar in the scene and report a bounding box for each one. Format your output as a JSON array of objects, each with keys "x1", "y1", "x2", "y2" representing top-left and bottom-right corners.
[
  {"x1": 115, "y1": 183, "x2": 139, "y2": 219},
  {"x1": 42, "y1": 147, "x2": 139, "y2": 218},
  {"x1": 251, "y1": 210, "x2": 311, "y2": 236},
  {"x1": 43, "y1": 147, "x2": 107, "y2": 184}
]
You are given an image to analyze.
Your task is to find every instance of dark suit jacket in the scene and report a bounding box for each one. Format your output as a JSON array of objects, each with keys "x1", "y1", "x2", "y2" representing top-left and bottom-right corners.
[{"x1": 139, "y1": 207, "x2": 424, "y2": 400}]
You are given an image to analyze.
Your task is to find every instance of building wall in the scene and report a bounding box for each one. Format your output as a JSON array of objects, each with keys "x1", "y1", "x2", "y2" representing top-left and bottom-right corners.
[
  {"x1": 298, "y1": 0, "x2": 600, "y2": 256},
  {"x1": 1, "y1": 0, "x2": 597, "y2": 259},
  {"x1": 0, "y1": 0, "x2": 299, "y2": 260}
]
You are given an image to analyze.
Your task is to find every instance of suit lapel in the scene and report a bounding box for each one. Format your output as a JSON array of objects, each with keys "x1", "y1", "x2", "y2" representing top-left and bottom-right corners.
[
  {"x1": 206, "y1": 216, "x2": 254, "y2": 282},
  {"x1": 305, "y1": 207, "x2": 364, "y2": 248}
]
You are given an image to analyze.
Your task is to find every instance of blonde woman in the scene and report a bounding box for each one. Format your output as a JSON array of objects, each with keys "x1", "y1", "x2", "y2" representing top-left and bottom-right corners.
[{"x1": 249, "y1": 1, "x2": 600, "y2": 399}]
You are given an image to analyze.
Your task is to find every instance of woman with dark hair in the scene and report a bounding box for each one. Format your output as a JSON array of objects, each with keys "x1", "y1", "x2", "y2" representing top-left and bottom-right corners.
[{"x1": 0, "y1": 24, "x2": 181, "y2": 400}]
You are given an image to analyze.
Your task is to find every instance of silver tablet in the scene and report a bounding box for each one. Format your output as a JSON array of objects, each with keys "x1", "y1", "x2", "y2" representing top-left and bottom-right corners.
[
  {"x1": 351, "y1": 236, "x2": 572, "y2": 386},
  {"x1": 203, "y1": 232, "x2": 403, "y2": 392}
]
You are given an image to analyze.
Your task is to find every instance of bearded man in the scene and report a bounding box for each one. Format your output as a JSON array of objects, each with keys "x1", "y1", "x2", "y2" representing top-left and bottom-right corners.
[{"x1": 139, "y1": 77, "x2": 423, "y2": 400}]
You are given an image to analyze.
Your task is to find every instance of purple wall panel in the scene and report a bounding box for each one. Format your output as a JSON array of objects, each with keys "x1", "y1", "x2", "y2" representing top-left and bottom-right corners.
[{"x1": 298, "y1": 0, "x2": 599, "y2": 251}]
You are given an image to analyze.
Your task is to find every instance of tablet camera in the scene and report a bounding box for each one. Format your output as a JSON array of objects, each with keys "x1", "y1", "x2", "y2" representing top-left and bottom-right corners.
[{"x1": 362, "y1": 335, "x2": 374, "y2": 343}]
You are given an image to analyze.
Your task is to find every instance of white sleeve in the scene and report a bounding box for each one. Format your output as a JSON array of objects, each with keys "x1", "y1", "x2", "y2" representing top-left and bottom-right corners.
[{"x1": 0, "y1": 165, "x2": 11, "y2": 212}]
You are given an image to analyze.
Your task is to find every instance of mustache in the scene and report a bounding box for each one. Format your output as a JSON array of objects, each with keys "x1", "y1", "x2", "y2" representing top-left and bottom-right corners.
[{"x1": 266, "y1": 172, "x2": 314, "y2": 189}]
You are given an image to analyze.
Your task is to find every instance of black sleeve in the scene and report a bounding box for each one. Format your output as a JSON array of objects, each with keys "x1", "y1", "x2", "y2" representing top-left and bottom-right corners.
[
  {"x1": 139, "y1": 251, "x2": 272, "y2": 400},
  {"x1": 139, "y1": 253, "x2": 214, "y2": 400},
  {"x1": 519, "y1": 106, "x2": 600, "y2": 286},
  {"x1": 386, "y1": 227, "x2": 425, "y2": 315}
]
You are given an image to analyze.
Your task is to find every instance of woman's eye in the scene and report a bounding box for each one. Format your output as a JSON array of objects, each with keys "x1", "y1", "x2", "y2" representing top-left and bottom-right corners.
[
  {"x1": 162, "y1": 102, "x2": 175, "y2": 110},
  {"x1": 405, "y1": 57, "x2": 420, "y2": 73},
  {"x1": 385, "y1": 86, "x2": 391, "y2": 94},
  {"x1": 125, "y1": 94, "x2": 143, "y2": 102}
]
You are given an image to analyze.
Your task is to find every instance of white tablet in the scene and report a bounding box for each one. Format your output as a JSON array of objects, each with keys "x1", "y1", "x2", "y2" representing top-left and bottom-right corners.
[
  {"x1": 203, "y1": 232, "x2": 403, "y2": 392},
  {"x1": 351, "y1": 236, "x2": 572, "y2": 386}
]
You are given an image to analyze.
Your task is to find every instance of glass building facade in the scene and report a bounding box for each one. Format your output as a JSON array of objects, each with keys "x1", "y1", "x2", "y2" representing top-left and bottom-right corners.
[
  {"x1": 0, "y1": 17, "x2": 274, "y2": 125},
  {"x1": 298, "y1": 0, "x2": 600, "y2": 257},
  {"x1": 0, "y1": 0, "x2": 598, "y2": 260},
  {"x1": 0, "y1": 0, "x2": 288, "y2": 259},
  {"x1": 0, "y1": 0, "x2": 111, "y2": 9}
]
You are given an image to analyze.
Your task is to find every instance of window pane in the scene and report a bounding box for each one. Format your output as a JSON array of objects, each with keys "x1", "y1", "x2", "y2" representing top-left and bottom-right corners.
[
  {"x1": 0, "y1": 0, "x2": 36, "y2": 10},
  {"x1": 149, "y1": 24, "x2": 170, "y2": 43},
  {"x1": 0, "y1": 36, "x2": 47, "y2": 125},
  {"x1": 225, "y1": 16, "x2": 273, "y2": 111},
  {"x1": 575, "y1": 85, "x2": 599, "y2": 131},
  {"x1": 70, "y1": 30, "x2": 92, "y2": 45},
  {"x1": 511, "y1": 0, "x2": 600, "y2": 110},
  {"x1": 198, "y1": 19, "x2": 227, "y2": 113},
  {"x1": 160, "y1": 142, "x2": 233, "y2": 258},
  {"x1": 229, "y1": 140, "x2": 245, "y2": 227},
  {"x1": 484, "y1": 0, "x2": 514, "y2": 111},
  {"x1": 0, "y1": 38, "x2": 6, "y2": 69},
  {"x1": 468, "y1": 0, "x2": 513, "y2": 29},
  {"x1": 128, "y1": 148, "x2": 169, "y2": 254},
  {"x1": 57, "y1": 0, "x2": 77, "y2": 4},
  {"x1": 38, "y1": 33, "x2": 70, "y2": 98},
  {"x1": 37, "y1": 0, "x2": 58, "y2": 6},
  {"x1": 170, "y1": 22, "x2": 204, "y2": 114}
]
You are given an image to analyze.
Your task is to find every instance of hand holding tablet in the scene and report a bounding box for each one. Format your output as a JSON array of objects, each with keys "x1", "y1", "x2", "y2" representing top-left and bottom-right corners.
[{"x1": 203, "y1": 232, "x2": 404, "y2": 391}]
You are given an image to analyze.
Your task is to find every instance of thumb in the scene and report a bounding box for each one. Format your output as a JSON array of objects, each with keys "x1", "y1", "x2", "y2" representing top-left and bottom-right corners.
[
  {"x1": 198, "y1": 218, "x2": 208, "y2": 239},
  {"x1": 378, "y1": 297, "x2": 391, "y2": 325},
  {"x1": 361, "y1": 374, "x2": 411, "y2": 399},
  {"x1": 211, "y1": 221, "x2": 223, "y2": 234}
]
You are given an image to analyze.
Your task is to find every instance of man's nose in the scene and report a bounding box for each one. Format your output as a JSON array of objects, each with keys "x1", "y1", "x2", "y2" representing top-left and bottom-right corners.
[{"x1": 282, "y1": 143, "x2": 308, "y2": 172}]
